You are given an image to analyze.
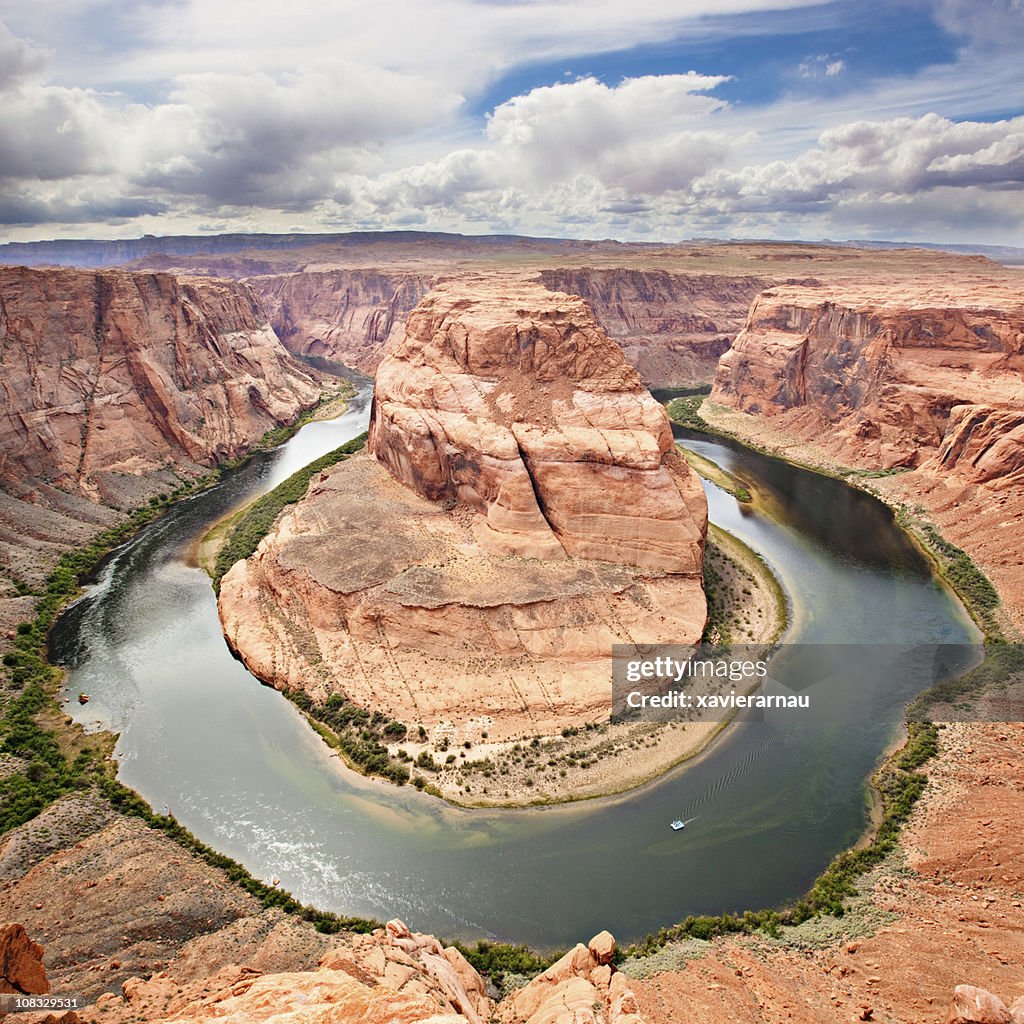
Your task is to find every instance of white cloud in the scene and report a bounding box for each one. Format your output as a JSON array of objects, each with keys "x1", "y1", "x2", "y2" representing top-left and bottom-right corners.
[
  {"x1": 798, "y1": 53, "x2": 846, "y2": 80},
  {"x1": 0, "y1": 20, "x2": 47, "y2": 89},
  {"x1": 0, "y1": 4, "x2": 1022, "y2": 244},
  {"x1": 132, "y1": 63, "x2": 462, "y2": 207}
]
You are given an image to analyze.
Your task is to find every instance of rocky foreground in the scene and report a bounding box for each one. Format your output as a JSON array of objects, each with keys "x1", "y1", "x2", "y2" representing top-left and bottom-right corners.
[
  {"x1": 2, "y1": 720, "x2": 1022, "y2": 1023},
  {"x1": 218, "y1": 276, "x2": 707, "y2": 745}
]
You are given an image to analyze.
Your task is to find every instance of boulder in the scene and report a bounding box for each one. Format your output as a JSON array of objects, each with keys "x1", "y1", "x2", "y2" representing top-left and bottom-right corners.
[
  {"x1": 0, "y1": 923, "x2": 50, "y2": 995},
  {"x1": 946, "y1": 985, "x2": 1012, "y2": 1024}
]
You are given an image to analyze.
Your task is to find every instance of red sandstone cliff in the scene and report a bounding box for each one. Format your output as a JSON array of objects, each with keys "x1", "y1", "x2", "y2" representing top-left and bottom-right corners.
[
  {"x1": 709, "y1": 274, "x2": 1024, "y2": 630},
  {"x1": 0, "y1": 267, "x2": 321, "y2": 590},
  {"x1": 251, "y1": 269, "x2": 434, "y2": 375},
  {"x1": 245, "y1": 266, "x2": 766, "y2": 386},
  {"x1": 712, "y1": 279, "x2": 1024, "y2": 472},
  {"x1": 539, "y1": 268, "x2": 767, "y2": 387},
  {"x1": 218, "y1": 276, "x2": 707, "y2": 745}
]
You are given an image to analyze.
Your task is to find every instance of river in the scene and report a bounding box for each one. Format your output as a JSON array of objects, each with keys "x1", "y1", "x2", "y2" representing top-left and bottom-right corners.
[{"x1": 51, "y1": 385, "x2": 978, "y2": 948}]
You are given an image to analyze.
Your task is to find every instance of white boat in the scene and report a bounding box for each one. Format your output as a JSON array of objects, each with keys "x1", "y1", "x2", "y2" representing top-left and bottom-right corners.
[{"x1": 670, "y1": 819, "x2": 685, "y2": 831}]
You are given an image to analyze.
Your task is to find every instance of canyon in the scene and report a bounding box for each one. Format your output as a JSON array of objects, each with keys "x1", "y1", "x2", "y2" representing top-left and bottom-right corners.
[
  {"x1": 1, "y1": 721, "x2": 1021, "y2": 1023},
  {"x1": 709, "y1": 265, "x2": 1024, "y2": 632},
  {"x1": 1, "y1": 234, "x2": 1023, "y2": 1024},
  {"x1": 217, "y1": 276, "x2": 708, "y2": 751},
  {"x1": 244, "y1": 265, "x2": 767, "y2": 386},
  {"x1": 0, "y1": 266, "x2": 324, "y2": 641}
]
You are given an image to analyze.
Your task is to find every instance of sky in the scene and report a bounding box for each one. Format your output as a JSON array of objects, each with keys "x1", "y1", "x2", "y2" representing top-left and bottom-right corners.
[{"x1": 1, "y1": 0, "x2": 1022, "y2": 245}]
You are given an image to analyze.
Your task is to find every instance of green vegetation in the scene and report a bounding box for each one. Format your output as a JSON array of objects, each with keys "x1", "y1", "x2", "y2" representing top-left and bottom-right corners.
[
  {"x1": 0, "y1": 685, "x2": 102, "y2": 832},
  {"x1": 889, "y1": 506, "x2": 1003, "y2": 640},
  {"x1": 666, "y1": 394, "x2": 711, "y2": 430},
  {"x1": 625, "y1": 722, "x2": 940, "y2": 957},
  {"x1": 286, "y1": 689, "x2": 411, "y2": 785},
  {"x1": 449, "y1": 939, "x2": 559, "y2": 985},
  {"x1": 920, "y1": 523, "x2": 1001, "y2": 639},
  {"x1": 212, "y1": 432, "x2": 367, "y2": 590},
  {"x1": 218, "y1": 387, "x2": 355, "y2": 470},
  {"x1": 907, "y1": 643, "x2": 1024, "y2": 720}
]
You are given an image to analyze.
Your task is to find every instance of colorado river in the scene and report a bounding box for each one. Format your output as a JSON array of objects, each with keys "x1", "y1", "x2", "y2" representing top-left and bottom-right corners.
[{"x1": 52, "y1": 385, "x2": 978, "y2": 947}]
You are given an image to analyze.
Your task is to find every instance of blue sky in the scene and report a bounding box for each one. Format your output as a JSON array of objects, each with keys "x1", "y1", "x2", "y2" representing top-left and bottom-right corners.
[
  {"x1": 475, "y1": 2, "x2": 963, "y2": 117},
  {"x1": 0, "y1": 0, "x2": 1022, "y2": 244}
]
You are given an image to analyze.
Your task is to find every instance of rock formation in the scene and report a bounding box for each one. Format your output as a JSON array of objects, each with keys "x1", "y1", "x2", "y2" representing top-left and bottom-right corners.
[
  {"x1": 0, "y1": 922, "x2": 50, "y2": 994},
  {"x1": 0, "y1": 266, "x2": 321, "y2": 589},
  {"x1": 370, "y1": 276, "x2": 706, "y2": 571},
  {"x1": 218, "y1": 276, "x2": 706, "y2": 740},
  {"x1": 538, "y1": 268, "x2": 767, "y2": 387},
  {"x1": 498, "y1": 931, "x2": 643, "y2": 1024},
  {"x1": 710, "y1": 274, "x2": 1024, "y2": 629},
  {"x1": 712, "y1": 278, "x2": 1024, "y2": 473},
  {"x1": 249, "y1": 266, "x2": 767, "y2": 386},
  {"x1": 93, "y1": 922, "x2": 643, "y2": 1024},
  {"x1": 944, "y1": 985, "x2": 1022, "y2": 1024},
  {"x1": 252, "y1": 269, "x2": 434, "y2": 375}
]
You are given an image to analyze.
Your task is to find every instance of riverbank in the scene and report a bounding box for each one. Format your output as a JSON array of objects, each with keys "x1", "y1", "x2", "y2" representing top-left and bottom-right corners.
[
  {"x1": 673, "y1": 397, "x2": 1007, "y2": 642},
  {"x1": 205, "y1": 445, "x2": 787, "y2": 809},
  {"x1": 624, "y1": 719, "x2": 1024, "y2": 1024},
  {"x1": 192, "y1": 387, "x2": 356, "y2": 573},
  {"x1": 0, "y1": 381, "x2": 354, "y2": 842},
  {"x1": 1, "y1": 388, "x2": 1002, "y2": 1020},
  {"x1": 252, "y1": 515, "x2": 788, "y2": 809}
]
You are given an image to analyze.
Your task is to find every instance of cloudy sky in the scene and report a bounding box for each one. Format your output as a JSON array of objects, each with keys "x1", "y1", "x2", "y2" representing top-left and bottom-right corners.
[{"x1": 1, "y1": 0, "x2": 1022, "y2": 244}]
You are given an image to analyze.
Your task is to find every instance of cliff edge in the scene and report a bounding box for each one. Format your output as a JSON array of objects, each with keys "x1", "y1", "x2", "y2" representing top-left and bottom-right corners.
[
  {"x1": 0, "y1": 267, "x2": 322, "y2": 600},
  {"x1": 709, "y1": 274, "x2": 1024, "y2": 631}
]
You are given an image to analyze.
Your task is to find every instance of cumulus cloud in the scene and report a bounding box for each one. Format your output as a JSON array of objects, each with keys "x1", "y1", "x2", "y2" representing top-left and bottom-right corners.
[
  {"x1": 690, "y1": 113, "x2": 1024, "y2": 236},
  {"x1": 0, "y1": 21, "x2": 47, "y2": 89},
  {"x1": 133, "y1": 63, "x2": 462, "y2": 207},
  {"x1": 0, "y1": 6, "x2": 1023, "y2": 243},
  {"x1": 484, "y1": 73, "x2": 732, "y2": 191},
  {"x1": 360, "y1": 73, "x2": 737, "y2": 218}
]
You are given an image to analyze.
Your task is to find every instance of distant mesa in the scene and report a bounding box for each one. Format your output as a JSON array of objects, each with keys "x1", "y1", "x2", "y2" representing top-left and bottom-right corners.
[{"x1": 218, "y1": 275, "x2": 708, "y2": 741}]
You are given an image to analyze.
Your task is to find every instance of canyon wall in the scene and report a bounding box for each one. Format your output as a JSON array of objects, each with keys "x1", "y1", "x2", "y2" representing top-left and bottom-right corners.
[
  {"x1": 0, "y1": 267, "x2": 322, "y2": 590},
  {"x1": 219, "y1": 276, "x2": 707, "y2": 741},
  {"x1": 713, "y1": 280, "x2": 1024, "y2": 471},
  {"x1": 539, "y1": 268, "x2": 767, "y2": 386},
  {"x1": 246, "y1": 266, "x2": 766, "y2": 385},
  {"x1": 710, "y1": 275, "x2": 1024, "y2": 628},
  {"x1": 251, "y1": 269, "x2": 434, "y2": 375}
]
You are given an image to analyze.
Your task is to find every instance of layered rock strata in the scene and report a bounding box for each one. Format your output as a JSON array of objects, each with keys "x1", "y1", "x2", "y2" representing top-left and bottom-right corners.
[
  {"x1": 538, "y1": 268, "x2": 767, "y2": 387},
  {"x1": 712, "y1": 278, "x2": 1024, "y2": 474},
  {"x1": 710, "y1": 276, "x2": 1024, "y2": 629},
  {"x1": 249, "y1": 266, "x2": 767, "y2": 385},
  {"x1": 369, "y1": 277, "x2": 707, "y2": 570},
  {"x1": 0, "y1": 267, "x2": 321, "y2": 589},
  {"x1": 219, "y1": 277, "x2": 706, "y2": 739},
  {"x1": 0, "y1": 922, "x2": 50, "y2": 994},
  {"x1": 252, "y1": 269, "x2": 434, "y2": 375}
]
